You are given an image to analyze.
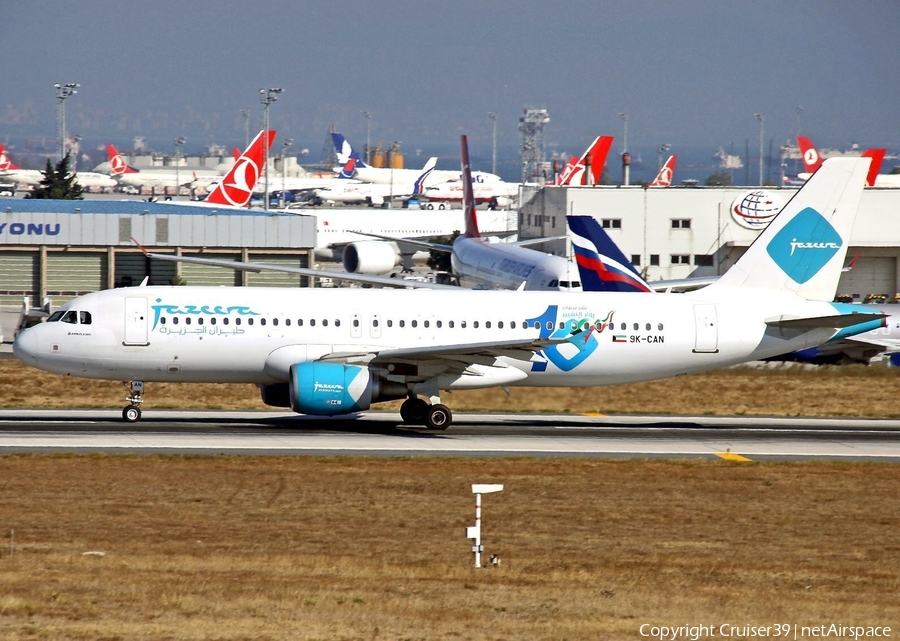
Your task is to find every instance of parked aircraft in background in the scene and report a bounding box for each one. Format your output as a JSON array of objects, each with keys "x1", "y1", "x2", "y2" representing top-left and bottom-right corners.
[
  {"x1": 332, "y1": 132, "x2": 502, "y2": 185},
  {"x1": 13, "y1": 153, "x2": 883, "y2": 430},
  {"x1": 106, "y1": 143, "x2": 219, "y2": 193},
  {"x1": 555, "y1": 136, "x2": 614, "y2": 186},
  {"x1": 0, "y1": 144, "x2": 117, "y2": 190},
  {"x1": 314, "y1": 157, "x2": 437, "y2": 206},
  {"x1": 796, "y1": 136, "x2": 897, "y2": 187},
  {"x1": 648, "y1": 155, "x2": 677, "y2": 187}
]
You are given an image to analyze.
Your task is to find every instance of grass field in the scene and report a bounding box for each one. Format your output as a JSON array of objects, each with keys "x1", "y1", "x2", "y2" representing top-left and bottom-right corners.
[{"x1": 0, "y1": 456, "x2": 897, "y2": 640}]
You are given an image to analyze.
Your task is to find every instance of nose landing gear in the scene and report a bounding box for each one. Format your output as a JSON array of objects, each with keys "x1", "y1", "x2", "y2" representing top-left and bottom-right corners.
[{"x1": 122, "y1": 381, "x2": 145, "y2": 422}]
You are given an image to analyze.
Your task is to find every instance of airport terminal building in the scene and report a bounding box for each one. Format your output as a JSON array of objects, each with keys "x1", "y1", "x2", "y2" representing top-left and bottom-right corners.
[
  {"x1": 520, "y1": 185, "x2": 900, "y2": 302},
  {"x1": 0, "y1": 199, "x2": 316, "y2": 308}
]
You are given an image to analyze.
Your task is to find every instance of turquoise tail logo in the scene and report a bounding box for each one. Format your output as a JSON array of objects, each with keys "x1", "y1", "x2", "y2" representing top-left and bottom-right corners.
[{"x1": 766, "y1": 207, "x2": 842, "y2": 284}]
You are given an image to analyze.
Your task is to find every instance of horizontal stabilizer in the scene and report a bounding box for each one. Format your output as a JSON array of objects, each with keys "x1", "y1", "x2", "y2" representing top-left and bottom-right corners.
[{"x1": 766, "y1": 312, "x2": 886, "y2": 331}]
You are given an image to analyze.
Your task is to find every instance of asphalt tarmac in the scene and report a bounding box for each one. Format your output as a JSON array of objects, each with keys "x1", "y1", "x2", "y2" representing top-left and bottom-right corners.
[{"x1": 0, "y1": 409, "x2": 898, "y2": 461}]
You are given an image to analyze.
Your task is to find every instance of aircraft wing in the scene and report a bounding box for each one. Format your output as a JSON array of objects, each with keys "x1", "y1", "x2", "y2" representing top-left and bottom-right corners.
[
  {"x1": 319, "y1": 330, "x2": 594, "y2": 377},
  {"x1": 348, "y1": 230, "x2": 453, "y2": 253},
  {"x1": 648, "y1": 276, "x2": 720, "y2": 292},
  {"x1": 135, "y1": 242, "x2": 459, "y2": 290}
]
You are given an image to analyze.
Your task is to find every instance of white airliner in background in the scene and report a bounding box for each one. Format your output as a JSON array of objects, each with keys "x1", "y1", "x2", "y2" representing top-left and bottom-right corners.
[
  {"x1": 0, "y1": 145, "x2": 118, "y2": 190},
  {"x1": 796, "y1": 136, "x2": 898, "y2": 187},
  {"x1": 314, "y1": 157, "x2": 437, "y2": 207},
  {"x1": 14, "y1": 150, "x2": 883, "y2": 429},
  {"x1": 332, "y1": 132, "x2": 502, "y2": 185},
  {"x1": 105, "y1": 144, "x2": 220, "y2": 193}
]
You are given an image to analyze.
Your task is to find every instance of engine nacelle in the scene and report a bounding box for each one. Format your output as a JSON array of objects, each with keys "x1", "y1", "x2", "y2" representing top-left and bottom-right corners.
[
  {"x1": 288, "y1": 362, "x2": 406, "y2": 416},
  {"x1": 342, "y1": 241, "x2": 400, "y2": 274}
]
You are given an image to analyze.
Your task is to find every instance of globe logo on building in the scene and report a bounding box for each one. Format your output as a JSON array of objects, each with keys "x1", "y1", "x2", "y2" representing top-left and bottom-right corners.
[{"x1": 731, "y1": 190, "x2": 783, "y2": 230}]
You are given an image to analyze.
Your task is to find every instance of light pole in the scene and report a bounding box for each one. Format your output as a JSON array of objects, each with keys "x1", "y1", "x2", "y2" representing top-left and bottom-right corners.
[
  {"x1": 259, "y1": 88, "x2": 283, "y2": 211},
  {"x1": 657, "y1": 143, "x2": 671, "y2": 171},
  {"x1": 488, "y1": 112, "x2": 497, "y2": 176},
  {"x1": 362, "y1": 111, "x2": 371, "y2": 165},
  {"x1": 280, "y1": 138, "x2": 293, "y2": 208},
  {"x1": 618, "y1": 112, "x2": 629, "y2": 154},
  {"x1": 70, "y1": 134, "x2": 82, "y2": 172},
  {"x1": 795, "y1": 105, "x2": 803, "y2": 137},
  {"x1": 54, "y1": 83, "x2": 79, "y2": 163},
  {"x1": 753, "y1": 113, "x2": 765, "y2": 185},
  {"x1": 240, "y1": 109, "x2": 250, "y2": 149},
  {"x1": 173, "y1": 136, "x2": 186, "y2": 199}
]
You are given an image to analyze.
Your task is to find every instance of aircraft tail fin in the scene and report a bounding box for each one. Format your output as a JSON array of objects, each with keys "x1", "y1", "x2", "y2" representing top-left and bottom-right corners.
[
  {"x1": 332, "y1": 132, "x2": 367, "y2": 168},
  {"x1": 107, "y1": 144, "x2": 138, "y2": 175},
  {"x1": 861, "y1": 148, "x2": 885, "y2": 186},
  {"x1": 460, "y1": 135, "x2": 480, "y2": 239},
  {"x1": 708, "y1": 157, "x2": 870, "y2": 302},
  {"x1": 797, "y1": 136, "x2": 823, "y2": 174},
  {"x1": 567, "y1": 215, "x2": 652, "y2": 292},
  {"x1": 557, "y1": 135, "x2": 614, "y2": 186},
  {"x1": 0, "y1": 145, "x2": 22, "y2": 171},
  {"x1": 338, "y1": 157, "x2": 357, "y2": 180},
  {"x1": 205, "y1": 129, "x2": 276, "y2": 207},
  {"x1": 649, "y1": 155, "x2": 677, "y2": 187},
  {"x1": 412, "y1": 157, "x2": 437, "y2": 197},
  {"x1": 232, "y1": 147, "x2": 241, "y2": 160}
]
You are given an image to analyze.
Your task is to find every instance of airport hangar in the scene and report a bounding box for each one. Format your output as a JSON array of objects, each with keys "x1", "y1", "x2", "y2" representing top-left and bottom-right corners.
[
  {"x1": 519, "y1": 185, "x2": 900, "y2": 302},
  {"x1": 0, "y1": 199, "x2": 317, "y2": 309}
]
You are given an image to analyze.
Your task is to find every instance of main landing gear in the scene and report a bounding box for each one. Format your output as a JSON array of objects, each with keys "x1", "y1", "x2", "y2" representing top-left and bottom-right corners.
[
  {"x1": 122, "y1": 380, "x2": 145, "y2": 423},
  {"x1": 399, "y1": 395, "x2": 452, "y2": 430}
]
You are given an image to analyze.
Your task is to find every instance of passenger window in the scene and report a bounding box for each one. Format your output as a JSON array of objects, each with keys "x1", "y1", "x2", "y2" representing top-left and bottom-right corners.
[
  {"x1": 235, "y1": 318, "x2": 241, "y2": 326},
  {"x1": 412, "y1": 320, "x2": 418, "y2": 328},
  {"x1": 62, "y1": 311, "x2": 77, "y2": 324},
  {"x1": 310, "y1": 319, "x2": 315, "y2": 327},
  {"x1": 335, "y1": 319, "x2": 341, "y2": 327},
  {"x1": 80, "y1": 311, "x2": 92, "y2": 325},
  {"x1": 185, "y1": 317, "x2": 192, "y2": 325},
  {"x1": 223, "y1": 318, "x2": 230, "y2": 326},
  {"x1": 273, "y1": 318, "x2": 279, "y2": 326},
  {"x1": 449, "y1": 320, "x2": 454, "y2": 328},
  {"x1": 646, "y1": 323, "x2": 651, "y2": 331},
  {"x1": 172, "y1": 317, "x2": 179, "y2": 325},
  {"x1": 373, "y1": 319, "x2": 379, "y2": 328},
  {"x1": 160, "y1": 317, "x2": 167, "y2": 325},
  {"x1": 473, "y1": 321, "x2": 479, "y2": 328},
  {"x1": 400, "y1": 320, "x2": 405, "y2": 328},
  {"x1": 545, "y1": 321, "x2": 552, "y2": 331},
  {"x1": 558, "y1": 322, "x2": 564, "y2": 330},
  {"x1": 485, "y1": 321, "x2": 491, "y2": 329},
  {"x1": 510, "y1": 321, "x2": 516, "y2": 329},
  {"x1": 498, "y1": 321, "x2": 503, "y2": 329},
  {"x1": 285, "y1": 319, "x2": 290, "y2": 326},
  {"x1": 210, "y1": 318, "x2": 216, "y2": 325},
  {"x1": 658, "y1": 323, "x2": 664, "y2": 331},
  {"x1": 298, "y1": 319, "x2": 303, "y2": 326},
  {"x1": 633, "y1": 323, "x2": 639, "y2": 331},
  {"x1": 621, "y1": 323, "x2": 626, "y2": 331},
  {"x1": 461, "y1": 320, "x2": 466, "y2": 328},
  {"x1": 323, "y1": 319, "x2": 328, "y2": 327},
  {"x1": 436, "y1": 320, "x2": 442, "y2": 328},
  {"x1": 197, "y1": 317, "x2": 204, "y2": 325},
  {"x1": 248, "y1": 318, "x2": 253, "y2": 326},
  {"x1": 387, "y1": 320, "x2": 393, "y2": 328},
  {"x1": 260, "y1": 318, "x2": 266, "y2": 326},
  {"x1": 424, "y1": 320, "x2": 430, "y2": 328}
]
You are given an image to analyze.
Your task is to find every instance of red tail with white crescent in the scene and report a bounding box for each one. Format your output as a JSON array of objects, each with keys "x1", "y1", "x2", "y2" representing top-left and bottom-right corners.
[
  {"x1": 556, "y1": 135, "x2": 614, "y2": 186},
  {"x1": 861, "y1": 148, "x2": 885, "y2": 187},
  {"x1": 106, "y1": 144, "x2": 138, "y2": 175},
  {"x1": 205, "y1": 130, "x2": 276, "y2": 207},
  {"x1": 797, "y1": 136, "x2": 823, "y2": 174},
  {"x1": 649, "y1": 155, "x2": 677, "y2": 187},
  {"x1": 0, "y1": 145, "x2": 22, "y2": 171}
]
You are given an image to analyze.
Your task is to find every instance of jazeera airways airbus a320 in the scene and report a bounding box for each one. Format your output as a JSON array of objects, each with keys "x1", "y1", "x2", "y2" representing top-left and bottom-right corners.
[{"x1": 13, "y1": 141, "x2": 883, "y2": 429}]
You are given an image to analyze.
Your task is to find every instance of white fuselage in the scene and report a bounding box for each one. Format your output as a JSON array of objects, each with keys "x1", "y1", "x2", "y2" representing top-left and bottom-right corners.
[
  {"x1": 116, "y1": 171, "x2": 218, "y2": 190},
  {"x1": 353, "y1": 166, "x2": 500, "y2": 186},
  {"x1": 0, "y1": 169, "x2": 117, "y2": 189},
  {"x1": 423, "y1": 180, "x2": 520, "y2": 203},
  {"x1": 14, "y1": 285, "x2": 842, "y2": 391},
  {"x1": 452, "y1": 237, "x2": 582, "y2": 291},
  {"x1": 314, "y1": 181, "x2": 417, "y2": 205}
]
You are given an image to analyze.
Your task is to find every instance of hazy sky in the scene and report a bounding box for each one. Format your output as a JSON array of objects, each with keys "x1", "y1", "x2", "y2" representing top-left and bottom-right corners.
[{"x1": 3, "y1": 0, "x2": 899, "y2": 159}]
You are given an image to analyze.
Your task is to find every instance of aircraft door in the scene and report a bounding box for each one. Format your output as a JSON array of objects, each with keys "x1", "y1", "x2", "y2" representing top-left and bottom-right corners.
[
  {"x1": 692, "y1": 304, "x2": 718, "y2": 353},
  {"x1": 124, "y1": 297, "x2": 150, "y2": 346}
]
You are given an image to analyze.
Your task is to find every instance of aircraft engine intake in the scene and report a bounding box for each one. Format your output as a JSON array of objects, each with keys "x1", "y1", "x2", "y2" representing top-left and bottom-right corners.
[
  {"x1": 342, "y1": 241, "x2": 400, "y2": 274},
  {"x1": 289, "y1": 362, "x2": 405, "y2": 416}
]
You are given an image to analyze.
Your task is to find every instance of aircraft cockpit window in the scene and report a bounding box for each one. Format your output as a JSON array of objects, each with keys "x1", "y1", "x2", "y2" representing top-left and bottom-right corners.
[
  {"x1": 549, "y1": 279, "x2": 559, "y2": 287},
  {"x1": 62, "y1": 311, "x2": 78, "y2": 324},
  {"x1": 572, "y1": 281, "x2": 581, "y2": 288},
  {"x1": 48, "y1": 311, "x2": 65, "y2": 322}
]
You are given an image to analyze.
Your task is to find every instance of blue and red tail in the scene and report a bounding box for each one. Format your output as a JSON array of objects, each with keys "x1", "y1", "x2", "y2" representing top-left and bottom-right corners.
[
  {"x1": 460, "y1": 135, "x2": 480, "y2": 238},
  {"x1": 331, "y1": 132, "x2": 367, "y2": 168},
  {"x1": 567, "y1": 215, "x2": 651, "y2": 292}
]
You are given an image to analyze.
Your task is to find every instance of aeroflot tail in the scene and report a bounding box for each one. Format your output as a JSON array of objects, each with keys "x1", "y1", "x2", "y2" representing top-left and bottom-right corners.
[
  {"x1": 648, "y1": 155, "x2": 677, "y2": 187},
  {"x1": 709, "y1": 157, "x2": 870, "y2": 302},
  {"x1": 568, "y1": 215, "x2": 652, "y2": 292},
  {"x1": 204, "y1": 129, "x2": 276, "y2": 207},
  {"x1": 331, "y1": 132, "x2": 367, "y2": 168},
  {"x1": 106, "y1": 144, "x2": 139, "y2": 175}
]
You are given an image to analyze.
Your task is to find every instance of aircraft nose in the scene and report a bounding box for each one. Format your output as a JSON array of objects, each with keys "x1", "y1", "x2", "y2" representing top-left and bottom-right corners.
[{"x1": 12, "y1": 328, "x2": 38, "y2": 365}]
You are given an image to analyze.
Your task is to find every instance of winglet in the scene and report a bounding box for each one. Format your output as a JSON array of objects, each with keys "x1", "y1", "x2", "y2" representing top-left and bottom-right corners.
[
  {"x1": 131, "y1": 236, "x2": 150, "y2": 256},
  {"x1": 205, "y1": 129, "x2": 276, "y2": 207},
  {"x1": 460, "y1": 135, "x2": 480, "y2": 239}
]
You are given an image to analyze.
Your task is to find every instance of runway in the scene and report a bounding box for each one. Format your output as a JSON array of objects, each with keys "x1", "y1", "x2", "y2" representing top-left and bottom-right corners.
[{"x1": 0, "y1": 409, "x2": 899, "y2": 461}]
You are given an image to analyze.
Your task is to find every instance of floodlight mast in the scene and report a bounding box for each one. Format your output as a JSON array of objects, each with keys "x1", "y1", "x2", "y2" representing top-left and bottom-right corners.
[
  {"x1": 466, "y1": 484, "x2": 503, "y2": 568},
  {"x1": 260, "y1": 88, "x2": 283, "y2": 211}
]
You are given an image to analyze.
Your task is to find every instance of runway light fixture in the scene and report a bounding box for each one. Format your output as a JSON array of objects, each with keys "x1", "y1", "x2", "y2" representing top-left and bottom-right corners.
[{"x1": 466, "y1": 483, "x2": 503, "y2": 568}]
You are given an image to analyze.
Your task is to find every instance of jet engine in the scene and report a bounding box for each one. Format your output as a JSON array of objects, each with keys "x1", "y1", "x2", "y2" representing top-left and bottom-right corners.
[
  {"x1": 288, "y1": 362, "x2": 405, "y2": 416},
  {"x1": 342, "y1": 241, "x2": 400, "y2": 274}
]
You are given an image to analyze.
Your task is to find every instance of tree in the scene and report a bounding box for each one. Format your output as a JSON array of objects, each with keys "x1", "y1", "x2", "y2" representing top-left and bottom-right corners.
[
  {"x1": 704, "y1": 170, "x2": 732, "y2": 187},
  {"x1": 28, "y1": 152, "x2": 84, "y2": 200}
]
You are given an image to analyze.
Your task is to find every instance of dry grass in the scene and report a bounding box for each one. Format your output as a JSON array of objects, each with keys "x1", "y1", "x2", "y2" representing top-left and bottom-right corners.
[
  {"x1": 2, "y1": 358, "x2": 900, "y2": 418},
  {"x1": 0, "y1": 456, "x2": 897, "y2": 640}
]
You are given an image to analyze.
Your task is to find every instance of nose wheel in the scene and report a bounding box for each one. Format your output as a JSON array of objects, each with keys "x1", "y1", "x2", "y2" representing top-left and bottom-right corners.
[{"x1": 122, "y1": 381, "x2": 145, "y2": 423}]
